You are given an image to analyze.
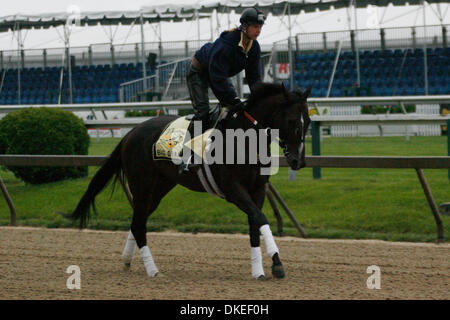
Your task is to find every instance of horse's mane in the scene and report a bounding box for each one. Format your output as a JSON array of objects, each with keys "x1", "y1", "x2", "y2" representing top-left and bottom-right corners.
[{"x1": 246, "y1": 82, "x2": 286, "y2": 108}]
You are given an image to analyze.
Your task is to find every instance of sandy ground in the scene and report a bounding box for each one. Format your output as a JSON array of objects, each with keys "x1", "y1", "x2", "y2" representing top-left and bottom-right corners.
[{"x1": 0, "y1": 226, "x2": 448, "y2": 300}]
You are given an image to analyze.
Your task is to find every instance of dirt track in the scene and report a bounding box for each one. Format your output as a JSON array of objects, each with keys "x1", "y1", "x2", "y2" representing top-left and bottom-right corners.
[{"x1": 0, "y1": 226, "x2": 448, "y2": 300}]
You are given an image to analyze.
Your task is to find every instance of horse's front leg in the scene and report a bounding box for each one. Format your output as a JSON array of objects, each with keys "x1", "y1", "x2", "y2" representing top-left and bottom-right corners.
[
  {"x1": 250, "y1": 184, "x2": 285, "y2": 279},
  {"x1": 228, "y1": 183, "x2": 285, "y2": 279}
]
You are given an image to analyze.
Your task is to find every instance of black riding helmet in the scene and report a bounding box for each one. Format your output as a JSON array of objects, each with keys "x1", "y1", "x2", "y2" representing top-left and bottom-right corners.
[{"x1": 240, "y1": 7, "x2": 266, "y2": 26}]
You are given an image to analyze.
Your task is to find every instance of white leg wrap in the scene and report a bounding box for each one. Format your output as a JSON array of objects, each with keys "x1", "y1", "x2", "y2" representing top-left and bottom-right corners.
[
  {"x1": 260, "y1": 224, "x2": 279, "y2": 258},
  {"x1": 251, "y1": 247, "x2": 265, "y2": 279},
  {"x1": 139, "y1": 246, "x2": 159, "y2": 277},
  {"x1": 122, "y1": 231, "x2": 137, "y2": 265}
]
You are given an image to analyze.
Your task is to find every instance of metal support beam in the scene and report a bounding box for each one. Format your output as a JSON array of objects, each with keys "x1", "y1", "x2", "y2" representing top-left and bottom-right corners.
[
  {"x1": 443, "y1": 26, "x2": 447, "y2": 49},
  {"x1": 0, "y1": 174, "x2": 16, "y2": 226},
  {"x1": 380, "y1": 28, "x2": 386, "y2": 52},
  {"x1": 265, "y1": 183, "x2": 284, "y2": 236},
  {"x1": 322, "y1": 32, "x2": 327, "y2": 52},
  {"x1": 43, "y1": 49, "x2": 47, "y2": 69},
  {"x1": 110, "y1": 44, "x2": 115, "y2": 66},
  {"x1": 88, "y1": 45, "x2": 93, "y2": 66},
  {"x1": 268, "y1": 182, "x2": 308, "y2": 238},
  {"x1": 134, "y1": 43, "x2": 139, "y2": 65},
  {"x1": 415, "y1": 168, "x2": 444, "y2": 243}
]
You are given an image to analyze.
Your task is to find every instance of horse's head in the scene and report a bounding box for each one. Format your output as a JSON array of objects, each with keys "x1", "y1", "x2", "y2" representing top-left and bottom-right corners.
[
  {"x1": 273, "y1": 84, "x2": 311, "y2": 170},
  {"x1": 240, "y1": 82, "x2": 311, "y2": 171}
]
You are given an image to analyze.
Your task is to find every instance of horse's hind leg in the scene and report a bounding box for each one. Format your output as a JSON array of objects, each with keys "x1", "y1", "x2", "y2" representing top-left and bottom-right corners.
[
  {"x1": 231, "y1": 183, "x2": 285, "y2": 279},
  {"x1": 125, "y1": 174, "x2": 175, "y2": 277},
  {"x1": 122, "y1": 230, "x2": 137, "y2": 268}
]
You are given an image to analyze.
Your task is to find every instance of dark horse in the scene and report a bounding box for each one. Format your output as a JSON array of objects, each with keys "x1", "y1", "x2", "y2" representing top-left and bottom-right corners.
[{"x1": 70, "y1": 82, "x2": 311, "y2": 279}]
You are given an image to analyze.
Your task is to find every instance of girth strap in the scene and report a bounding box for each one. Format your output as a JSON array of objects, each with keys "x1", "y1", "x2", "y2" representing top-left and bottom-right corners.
[{"x1": 197, "y1": 163, "x2": 225, "y2": 199}]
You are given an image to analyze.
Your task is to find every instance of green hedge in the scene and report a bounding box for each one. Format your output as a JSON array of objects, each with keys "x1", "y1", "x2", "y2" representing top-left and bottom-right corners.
[
  {"x1": 125, "y1": 109, "x2": 195, "y2": 117},
  {"x1": 0, "y1": 107, "x2": 90, "y2": 184},
  {"x1": 361, "y1": 104, "x2": 416, "y2": 114}
]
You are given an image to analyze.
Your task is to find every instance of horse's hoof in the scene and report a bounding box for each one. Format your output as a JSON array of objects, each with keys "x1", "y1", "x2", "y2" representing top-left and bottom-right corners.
[
  {"x1": 123, "y1": 263, "x2": 131, "y2": 269},
  {"x1": 257, "y1": 275, "x2": 266, "y2": 280},
  {"x1": 272, "y1": 264, "x2": 285, "y2": 279}
]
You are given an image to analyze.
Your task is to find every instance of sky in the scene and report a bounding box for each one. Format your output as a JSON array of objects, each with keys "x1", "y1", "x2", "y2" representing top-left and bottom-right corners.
[{"x1": 0, "y1": 0, "x2": 449, "y2": 51}]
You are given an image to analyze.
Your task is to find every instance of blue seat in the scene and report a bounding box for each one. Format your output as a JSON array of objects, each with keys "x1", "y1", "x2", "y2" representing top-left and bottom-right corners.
[{"x1": 81, "y1": 95, "x2": 91, "y2": 103}]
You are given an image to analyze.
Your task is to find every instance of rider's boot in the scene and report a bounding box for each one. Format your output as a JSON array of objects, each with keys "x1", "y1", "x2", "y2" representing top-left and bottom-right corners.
[{"x1": 178, "y1": 118, "x2": 208, "y2": 174}]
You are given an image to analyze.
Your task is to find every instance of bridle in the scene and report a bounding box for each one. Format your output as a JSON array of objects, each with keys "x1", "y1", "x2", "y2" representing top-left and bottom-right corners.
[{"x1": 229, "y1": 99, "x2": 306, "y2": 157}]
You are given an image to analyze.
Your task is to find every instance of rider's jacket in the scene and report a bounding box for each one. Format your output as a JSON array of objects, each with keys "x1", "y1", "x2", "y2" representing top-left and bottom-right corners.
[{"x1": 194, "y1": 28, "x2": 262, "y2": 105}]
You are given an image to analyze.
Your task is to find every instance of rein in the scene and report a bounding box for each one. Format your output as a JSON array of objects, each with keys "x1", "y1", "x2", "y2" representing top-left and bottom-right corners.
[{"x1": 230, "y1": 101, "x2": 290, "y2": 152}]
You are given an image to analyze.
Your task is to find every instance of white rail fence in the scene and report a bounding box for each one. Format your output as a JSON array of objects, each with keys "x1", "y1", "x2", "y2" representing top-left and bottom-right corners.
[{"x1": 0, "y1": 95, "x2": 449, "y2": 138}]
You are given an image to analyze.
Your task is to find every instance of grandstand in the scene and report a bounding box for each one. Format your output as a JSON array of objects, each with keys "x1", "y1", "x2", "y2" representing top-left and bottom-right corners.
[
  {"x1": 294, "y1": 47, "x2": 450, "y2": 97},
  {"x1": 1, "y1": 42, "x2": 449, "y2": 105},
  {"x1": 0, "y1": 63, "x2": 145, "y2": 105}
]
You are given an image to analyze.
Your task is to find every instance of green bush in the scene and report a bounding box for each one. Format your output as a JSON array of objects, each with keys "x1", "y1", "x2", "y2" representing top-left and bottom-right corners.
[
  {"x1": 125, "y1": 109, "x2": 195, "y2": 117},
  {"x1": 0, "y1": 107, "x2": 90, "y2": 184},
  {"x1": 361, "y1": 104, "x2": 416, "y2": 114},
  {"x1": 125, "y1": 110, "x2": 158, "y2": 117}
]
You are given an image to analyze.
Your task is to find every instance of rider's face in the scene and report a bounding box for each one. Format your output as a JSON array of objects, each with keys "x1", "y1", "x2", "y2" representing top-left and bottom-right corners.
[{"x1": 246, "y1": 24, "x2": 263, "y2": 40}]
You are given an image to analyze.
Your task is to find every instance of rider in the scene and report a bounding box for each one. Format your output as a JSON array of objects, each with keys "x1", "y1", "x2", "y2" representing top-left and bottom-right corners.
[{"x1": 180, "y1": 7, "x2": 266, "y2": 173}]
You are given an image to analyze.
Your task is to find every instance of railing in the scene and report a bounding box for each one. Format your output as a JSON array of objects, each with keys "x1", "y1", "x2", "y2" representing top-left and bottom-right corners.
[
  {"x1": 119, "y1": 74, "x2": 157, "y2": 103},
  {"x1": 0, "y1": 154, "x2": 448, "y2": 242},
  {"x1": 158, "y1": 58, "x2": 192, "y2": 101},
  {"x1": 119, "y1": 57, "x2": 192, "y2": 103},
  {"x1": 1, "y1": 95, "x2": 450, "y2": 112}
]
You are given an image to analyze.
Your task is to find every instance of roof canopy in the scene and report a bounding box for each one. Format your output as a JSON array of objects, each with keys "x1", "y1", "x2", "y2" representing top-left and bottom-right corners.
[
  {"x1": 0, "y1": 0, "x2": 445, "y2": 33},
  {"x1": 0, "y1": 11, "x2": 212, "y2": 33},
  {"x1": 142, "y1": 0, "x2": 447, "y2": 15}
]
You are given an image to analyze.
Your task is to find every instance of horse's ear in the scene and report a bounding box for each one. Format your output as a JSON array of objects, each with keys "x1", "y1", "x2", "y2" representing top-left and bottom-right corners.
[{"x1": 304, "y1": 86, "x2": 312, "y2": 98}]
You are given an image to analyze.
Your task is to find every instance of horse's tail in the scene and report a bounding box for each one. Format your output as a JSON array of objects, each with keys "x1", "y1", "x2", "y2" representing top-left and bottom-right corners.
[{"x1": 70, "y1": 140, "x2": 123, "y2": 229}]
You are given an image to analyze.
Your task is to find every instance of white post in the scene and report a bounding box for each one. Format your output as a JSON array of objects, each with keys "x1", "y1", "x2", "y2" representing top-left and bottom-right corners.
[
  {"x1": 354, "y1": 0, "x2": 361, "y2": 88},
  {"x1": 210, "y1": 11, "x2": 214, "y2": 41},
  {"x1": 422, "y1": 1, "x2": 429, "y2": 95},
  {"x1": 327, "y1": 40, "x2": 343, "y2": 97},
  {"x1": 64, "y1": 24, "x2": 73, "y2": 104},
  {"x1": 140, "y1": 13, "x2": 147, "y2": 92},
  {"x1": 288, "y1": 2, "x2": 294, "y2": 91},
  {"x1": 16, "y1": 24, "x2": 22, "y2": 105},
  {"x1": 196, "y1": 9, "x2": 201, "y2": 41}
]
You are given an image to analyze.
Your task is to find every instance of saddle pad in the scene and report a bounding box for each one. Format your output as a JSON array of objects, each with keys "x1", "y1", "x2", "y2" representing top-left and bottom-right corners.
[
  {"x1": 153, "y1": 116, "x2": 214, "y2": 161},
  {"x1": 153, "y1": 117, "x2": 191, "y2": 161}
]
